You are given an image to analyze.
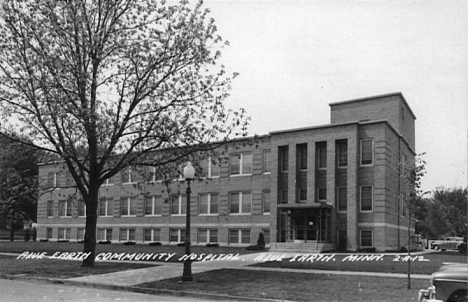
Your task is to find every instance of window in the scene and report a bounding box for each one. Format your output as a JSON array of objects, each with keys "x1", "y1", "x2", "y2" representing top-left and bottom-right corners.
[
  {"x1": 400, "y1": 153, "x2": 407, "y2": 175},
  {"x1": 280, "y1": 190, "x2": 288, "y2": 204},
  {"x1": 317, "y1": 142, "x2": 327, "y2": 169},
  {"x1": 337, "y1": 140, "x2": 348, "y2": 167},
  {"x1": 201, "y1": 157, "x2": 220, "y2": 178},
  {"x1": 171, "y1": 195, "x2": 187, "y2": 215},
  {"x1": 170, "y1": 229, "x2": 185, "y2": 243},
  {"x1": 230, "y1": 192, "x2": 252, "y2": 214},
  {"x1": 263, "y1": 150, "x2": 271, "y2": 173},
  {"x1": 119, "y1": 228, "x2": 135, "y2": 242},
  {"x1": 78, "y1": 200, "x2": 86, "y2": 217},
  {"x1": 47, "y1": 172, "x2": 57, "y2": 188},
  {"x1": 146, "y1": 166, "x2": 156, "y2": 182},
  {"x1": 145, "y1": 196, "x2": 162, "y2": 216},
  {"x1": 121, "y1": 197, "x2": 137, "y2": 216},
  {"x1": 318, "y1": 188, "x2": 327, "y2": 201},
  {"x1": 46, "y1": 228, "x2": 53, "y2": 239},
  {"x1": 143, "y1": 229, "x2": 161, "y2": 242},
  {"x1": 338, "y1": 187, "x2": 347, "y2": 212},
  {"x1": 279, "y1": 146, "x2": 289, "y2": 172},
  {"x1": 47, "y1": 200, "x2": 54, "y2": 217},
  {"x1": 77, "y1": 228, "x2": 85, "y2": 241},
  {"x1": 199, "y1": 193, "x2": 219, "y2": 215},
  {"x1": 360, "y1": 186, "x2": 373, "y2": 212},
  {"x1": 58, "y1": 228, "x2": 71, "y2": 240},
  {"x1": 99, "y1": 198, "x2": 114, "y2": 217},
  {"x1": 297, "y1": 144, "x2": 308, "y2": 170},
  {"x1": 59, "y1": 200, "x2": 72, "y2": 217},
  {"x1": 360, "y1": 230, "x2": 373, "y2": 247},
  {"x1": 198, "y1": 229, "x2": 218, "y2": 244},
  {"x1": 263, "y1": 191, "x2": 271, "y2": 214},
  {"x1": 360, "y1": 139, "x2": 374, "y2": 166},
  {"x1": 229, "y1": 229, "x2": 251, "y2": 244},
  {"x1": 298, "y1": 189, "x2": 307, "y2": 202},
  {"x1": 122, "y1": 166, "x2": 135, "y2": 184},
  {"x1": 98, "y1": 228, "x2": 113, "y2": 241},
  {"x1": 103, "y1": 175, "x2": 114, "y2": 186},
  {"x1": 230, "y1": 153, "x2": 252, "y2": 176}
]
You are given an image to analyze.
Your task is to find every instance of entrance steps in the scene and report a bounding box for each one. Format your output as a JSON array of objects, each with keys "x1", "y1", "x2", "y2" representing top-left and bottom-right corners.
[{"x1": 271, "y1": 242, "x2": 334, "y2": 253}]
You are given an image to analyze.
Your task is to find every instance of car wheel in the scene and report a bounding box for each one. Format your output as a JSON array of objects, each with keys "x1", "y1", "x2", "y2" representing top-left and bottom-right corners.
[{"x1": 433, "y1": 245, "x2": 439, "y2": 250}]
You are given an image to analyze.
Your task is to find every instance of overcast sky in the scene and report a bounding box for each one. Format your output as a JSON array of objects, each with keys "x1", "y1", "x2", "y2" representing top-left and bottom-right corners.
[{"x1": 202, "y1": 0, "x2": 468, "y2": 193}]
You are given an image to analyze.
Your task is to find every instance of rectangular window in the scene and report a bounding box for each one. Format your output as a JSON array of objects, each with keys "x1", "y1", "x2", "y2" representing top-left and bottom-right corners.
[
  {"x1": 317, "y1": 142, "x2": 327, "y2": 169},
  {"x1": 119, "y1": 228, "x2": 135, "y2": 242},
  {"x1": 400, "y1": 153, "x2": 407, "y2": 175},
  {"x1": 360, "y1": 230, "x2": 373, "y2": 247},
  {"x1": 338, "y1": 187, "x2": 347, "y2": 211},
  {"x1": 103, "y1": 174, "x2": 114, "y2": 186},
  {"x1": 199, "y1": 193, "x2": 219, "y2": 215},
  {"x1": 229, "y1": 229, "x2": 251, "y2": 244},
  {"x1": 297, "y1": 144, "x2": 308, "y2": 170},
  {"x1": 263, "y1": 191, "x2": 270, "y2": 214},
  {"x1": 46, "y1": 228, "x2": 53, "y2": 239},
  {"x1": 77, "y1": 228, "x2": 85, "y2": 241},
  {"x1": 171, "y1": 195, "x2": 187, "y2": 215},
  {"x1": 361, "y1": 139, "x2": 374, "y2": 166},
  {"x1": 143, "y1": 229, "x2": 161, "y2": 242},
  {"x1": 59, "y1": 200, "x2": 72, "y2": 217},
  {"x1": 47, "y1": 200, "x2": 54, "y2": 217},
  {"x1": 145, "y1": 196, "x2": 162, "y2": 216},
  {"x1": 230, "y1": 153, "x2": 252, "y2": 176},
  {"x1": 121, "y1": 197, "x2": 137, "y2": 216},
  {"x1": 298, "y1": 189, "x2": 307, "y2": 202},
  {"x1": 146, "y1": 166, "x2": 156, "y2": 182},
  {"x1": 279, "y1": 146, "x2": 289, "y2": 172},
  {"x1": 230, "y1": 192, "x2": 252, "y2": 214},
  {"x1": 198, "y1": 229, "x2": 218, "y2": 244},
  {"x1": 318, "y1": 188, "x2": 327, "y2": 201},
  {"x1": 47, "y1": 172, "x2": 57, "y2": 188},
  {"x1": 201, "y1": 157, "x2": 220, "y2": 178},
  {"x1": 263, "y1": 150, "x2": 271, "y2": 173},
  {"x1": 337, "y1": 140, "x2": 348, "y2": 167},
  {"x1": 170, "y1": 229, "x2": 186, "y2": 243},
  {"x1": 98, "y1": 228, "x2": 113, "y2": 241},
  {"x1": 99, "y1": 198, "x2": 114, "y2": 217},
  {"x1": 280, "y1": 190, "x2": 288, "y2": 204},
  {"x1": 360, "y1": 186, "x2": 373, "y2": 212},
  {"x1": 58, "y1": 228, "x2": 71, "y2": 240},
  {"x1": 122, "y1": 166, "x2": 135, "y2": 184},
  {"x1": 78, "y1": 200, "x2": 86, "y2": 217}
]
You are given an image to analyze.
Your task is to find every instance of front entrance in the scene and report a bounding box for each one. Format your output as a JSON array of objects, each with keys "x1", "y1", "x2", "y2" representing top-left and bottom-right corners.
[{"x1": 278, "y1": 208, "x2": 330, "y2": 243}]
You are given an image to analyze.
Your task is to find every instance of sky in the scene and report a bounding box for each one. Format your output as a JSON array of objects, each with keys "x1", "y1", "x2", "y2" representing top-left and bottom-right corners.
[{"x1": 201, "y1": 0, "x2": 468, "y2": 193}]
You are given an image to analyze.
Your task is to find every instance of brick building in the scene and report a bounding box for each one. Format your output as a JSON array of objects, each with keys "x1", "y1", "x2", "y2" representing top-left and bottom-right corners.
[{"x1": 37, "y1": 92, "x2": 416, "y2": 252}]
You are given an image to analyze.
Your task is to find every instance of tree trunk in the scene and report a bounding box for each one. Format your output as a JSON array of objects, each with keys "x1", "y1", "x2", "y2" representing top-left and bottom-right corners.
[
  {"x1": 9, "y1": 222, "x2": 14, "y2": 242},
  {"x1": 81, "y1": 187, "x2": 99, "y2": 268}
]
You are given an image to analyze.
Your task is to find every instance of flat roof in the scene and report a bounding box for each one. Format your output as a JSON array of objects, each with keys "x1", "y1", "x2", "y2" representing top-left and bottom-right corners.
[{"x1": 329, "y1": 92, "x2": 417, "y2": 120}]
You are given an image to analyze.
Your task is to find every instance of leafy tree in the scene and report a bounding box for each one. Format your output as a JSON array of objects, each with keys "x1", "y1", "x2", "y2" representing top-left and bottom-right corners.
[
  {"x1": 0, "y1": 135, "x2": 38, "y2": 241},
  {"x1": 429, "y1": 187, "x2": 467, "y2": 238},
  {"x1": 401, "y1": 153, "x2": 427, "y2": 289},
  {"x1": 0, "y1": 0, "x2": 248, "y2": 267}
]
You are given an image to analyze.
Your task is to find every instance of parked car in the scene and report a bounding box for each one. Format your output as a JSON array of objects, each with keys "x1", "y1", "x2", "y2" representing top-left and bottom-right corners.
[
  {"x1": 430, "y1": 237, "x2": 464, "y2": 251},
  {"x1": 418, "y1": 263, "x2": 467, "y2": 302}
]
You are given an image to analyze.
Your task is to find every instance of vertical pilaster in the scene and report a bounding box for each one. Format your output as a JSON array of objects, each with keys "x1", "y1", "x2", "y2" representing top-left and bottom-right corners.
[
  {"x1": 288, "y1": 144, "x2": 297, "y2": 204},
  {"x1": 347, "y1": 128, "x2": 359, "y2": 251},
  {"x1": 307, "y1": 141, "x2": 315, "y2": 202}
]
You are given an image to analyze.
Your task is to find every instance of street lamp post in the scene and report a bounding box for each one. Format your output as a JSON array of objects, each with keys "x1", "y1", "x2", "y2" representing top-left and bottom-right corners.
[{"x1": 182, "y1": 161, "x2": 195, "y2": 282}]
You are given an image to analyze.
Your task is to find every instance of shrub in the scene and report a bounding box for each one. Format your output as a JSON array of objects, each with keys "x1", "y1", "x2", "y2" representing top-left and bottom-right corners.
[
  {"x1": 123, "y1": 241, "x2": 136, "y2": 245},
  {"x1": 149, "y1": 242, "x2": 162, "y2": 246},
  {"x1": 99, "y1": 240, "x2": 111, "y2": 244},
  {"x1": 206, "y1": 243, "x2": 219, "y2": 247}
]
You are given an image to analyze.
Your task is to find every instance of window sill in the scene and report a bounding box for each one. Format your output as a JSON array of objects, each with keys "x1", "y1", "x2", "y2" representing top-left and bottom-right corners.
[
  {"x1": 230, "y1": 174, "x2": 252, "y2": 178},
  {"x1": 229, "y1": 213, "x2": 252, "y2": 216},
  {"x1": 199, "y1": 214, "x2": 219, "y2": 216},
  {"x1": 145, "y1": 214, "x2": 162, "y2": 217}
]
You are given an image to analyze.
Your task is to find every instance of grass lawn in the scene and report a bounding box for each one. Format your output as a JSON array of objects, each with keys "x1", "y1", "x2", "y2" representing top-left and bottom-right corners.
[
  {"x1": 137, "y1": 268, "x2": 428, "y2": 302},
  {"x1": 253, "y1": 251, "x2": 467, "y2": 275}
]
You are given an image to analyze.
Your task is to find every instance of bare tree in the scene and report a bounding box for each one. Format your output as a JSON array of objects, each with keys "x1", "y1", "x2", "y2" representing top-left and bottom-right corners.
[
  {"x1": 0, "y1": 0, "x2": 249, "y2": 267},
  {"x1": 401, "y1": 153, "x2": 427, "y2": 289}
]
